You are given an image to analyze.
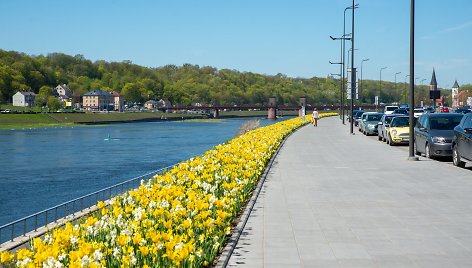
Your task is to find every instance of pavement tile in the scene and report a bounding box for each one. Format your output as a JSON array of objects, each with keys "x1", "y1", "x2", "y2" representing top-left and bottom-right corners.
[{"x1": 223, "y1": 118, "x2": 472, "y2": 268}]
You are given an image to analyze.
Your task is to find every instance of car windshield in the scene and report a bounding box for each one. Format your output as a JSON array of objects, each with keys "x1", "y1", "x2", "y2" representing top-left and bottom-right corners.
[
  {"x1": 391, "y1": 117, "x2": 409, "y2": 127},
  {"x1": 385, "y1": 116, "x2": 395, "y2": 124},
  {"x1": 414, "y1": 109, "x2": 424, "y2": 113},
  {"x1": 355, "y1": 112, "x2": 364, "y2": 118},
  {"x1": 367, "y1": 114, "x2": 382, "y2": 121},
  {"x1": 429, "y1": 116, "x2": 462, "y2": 130},
  {"x1": 386, "y1": 107, "x2": 397, "y2": 111}
]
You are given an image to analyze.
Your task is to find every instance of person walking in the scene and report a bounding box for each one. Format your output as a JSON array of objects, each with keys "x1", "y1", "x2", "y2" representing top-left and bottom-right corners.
[{"x1": 312, "y1": 108, "x2": 319, "y2": 126}]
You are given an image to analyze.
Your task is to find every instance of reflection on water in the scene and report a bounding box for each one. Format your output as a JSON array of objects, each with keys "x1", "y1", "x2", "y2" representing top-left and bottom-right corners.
[{"x1": 0, "y1": 117, "x2": 290, "y2": 226}]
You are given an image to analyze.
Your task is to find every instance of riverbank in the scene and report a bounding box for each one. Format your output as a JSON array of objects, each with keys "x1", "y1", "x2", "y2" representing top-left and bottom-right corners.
[{"x1": 0, "y1": 110, "x2": 300, "y2": 130}]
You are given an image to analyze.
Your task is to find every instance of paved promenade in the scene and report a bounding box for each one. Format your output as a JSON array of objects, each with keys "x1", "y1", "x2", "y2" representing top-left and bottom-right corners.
[{"x1": 226, "y1": 116, "x2": 472, "y2": 267}]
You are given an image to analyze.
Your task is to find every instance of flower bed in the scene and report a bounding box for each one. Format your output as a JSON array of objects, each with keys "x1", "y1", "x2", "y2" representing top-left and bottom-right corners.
[{"x1": 1, "y1": 113, "x2": 337, "y2": 267}]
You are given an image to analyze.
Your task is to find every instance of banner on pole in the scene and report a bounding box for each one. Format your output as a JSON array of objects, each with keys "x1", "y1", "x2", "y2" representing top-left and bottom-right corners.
[{"x1": 346, "y1": 68, "x2": 358, "y2": 100}]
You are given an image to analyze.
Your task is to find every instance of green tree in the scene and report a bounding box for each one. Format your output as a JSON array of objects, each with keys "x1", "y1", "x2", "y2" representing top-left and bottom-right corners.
[
  {"x1": 35, "y1": 86, "x2": 53, "y2": 107},
  {"x1": 47, "y1": 96, "x2": 61, "y2": 111},
  {"x1": 121, "y1": 83, "x2": 143, "y2": 104}
]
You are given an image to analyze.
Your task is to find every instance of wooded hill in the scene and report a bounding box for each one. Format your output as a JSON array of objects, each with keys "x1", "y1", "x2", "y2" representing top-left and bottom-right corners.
[{"x1": 0, "y1": 50, "x2": 469, "y2": 107}]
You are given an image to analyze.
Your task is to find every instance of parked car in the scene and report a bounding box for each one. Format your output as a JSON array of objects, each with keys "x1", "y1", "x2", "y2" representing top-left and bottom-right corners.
[
  {"x1": 413, "y1": 108, "x2": 425, "y2": 118},
  {"x1": 440, "y1": 106, "x2": 450, "y2": 113},
  {"x1": 424, "y1": 107, "x2": 435, "y2": 113},
  {"x1": 347, "y1": 110, "x2": 362, "y2": 123},
  {"x1": 386, "y1": 116, "x2": 410, "y2": 145},
  {"x1": 414, "y1": 113, "x2": 463, "y2": 158},
  {"x1": 392, "y1": 108, "x2": 409, "y2": 115},
  {"x1": 454, "y1": 106, "x2": 471, "y2": 114},
  {"x1": 358, "y1": 113, "x2": 368, "y2": 131},
  {"x1": 353, "y1": 110, "x2": 365, "y2": 127},
  {"x1": 359, "y1": 112, "x2": 383, "y2": 135},
  {"x1": 377, "y1": 114, "x2": 399, "y2": 142},
  {"x1": 384, "y1": 105, "x2": 399, "y2": 115},
  {"x1": 452, "y1": 112, "x2": 472, "y2": 167},
  {"x1": 399, "y1": 103, "x2": 409, "y2": 110}
]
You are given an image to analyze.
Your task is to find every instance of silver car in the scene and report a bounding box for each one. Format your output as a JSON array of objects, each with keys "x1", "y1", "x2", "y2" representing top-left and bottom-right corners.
[{"x1": 377, "y1": 114, "x2": 399, "y2": 142}]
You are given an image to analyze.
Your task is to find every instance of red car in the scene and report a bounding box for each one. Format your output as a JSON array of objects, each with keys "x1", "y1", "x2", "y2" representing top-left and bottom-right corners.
[{"x1": 440, "y1": 107, "x2": 450, "y2": 113}]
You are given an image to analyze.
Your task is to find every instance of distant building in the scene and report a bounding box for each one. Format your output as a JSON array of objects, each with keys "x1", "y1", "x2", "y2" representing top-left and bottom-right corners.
[
  {"x1": 55, "y1": 84, "x2": 72, "y2": 98},
  {"x1": 112, "y1": 91, "x2": 124, "y2": 112},
  {"x1": 82, "y1": 90, "x2": 114, "y2": 111},
  {"x1": 451, "y1": 80, "x2": 459, "y2": 109},
  {"x1": 158, "y1": 99, "x2": 172, "y2": 108},
  {"x1": 144, "y1": 100, "x2": 159, "y2": 110},
  {"x1": 12, "y1": 91, "x2": 36, "y2": 107}
]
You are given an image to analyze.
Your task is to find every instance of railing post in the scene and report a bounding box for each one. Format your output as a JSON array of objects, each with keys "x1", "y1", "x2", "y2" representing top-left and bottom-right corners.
[
  {"x1": 45, "y1": 211, "x2": 48, "y2": 226},
  {"x1": 35, "y1": 215, "x2": 38, "y2": 231},
  {"x1": 64, "y1": 204, "x2": 67, "y2": 220},
  {"x1": 55, "y1": 207, "x2": 58, "y2": 222},
  {"x1": 23, "y1": 219, "x2": 26, "y2": 236},
  {"x1": 11, "y1": 224, "x2": 14, "y2": 242}
]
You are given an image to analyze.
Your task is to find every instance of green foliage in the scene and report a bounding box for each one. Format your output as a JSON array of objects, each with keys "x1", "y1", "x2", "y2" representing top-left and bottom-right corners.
[
  {"x1": 35, "y1": 85, "x2": 53, "y2": 107},
  {"x1": 1, "y1": 49, "x2": 469, "y2": 107},
  {"x1": 47, "y1": 96, "x2": 62, "y2": 111}
]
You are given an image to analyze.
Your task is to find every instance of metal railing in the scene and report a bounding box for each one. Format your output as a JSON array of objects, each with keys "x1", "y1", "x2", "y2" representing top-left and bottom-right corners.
[{"x1": 0, "y1": 164, "x2": 175, "y2": 245}]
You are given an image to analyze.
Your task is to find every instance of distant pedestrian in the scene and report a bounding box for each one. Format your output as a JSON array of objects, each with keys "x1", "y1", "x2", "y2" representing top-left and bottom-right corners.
[{"x1": 312, "y1": 108, "x2": 319, "y2": 126}]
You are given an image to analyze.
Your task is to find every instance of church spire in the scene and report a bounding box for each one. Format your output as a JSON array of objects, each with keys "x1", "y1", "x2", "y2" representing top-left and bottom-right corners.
[
  {"x1": 430, "y1": 68, "x2": 437, "y2": 87},
  {"x1": 429, "y1": 68, "x2": 437, "y2": 91},
  {"x1": 452, "y1": 80, "x2": 459, "y2": 89}
]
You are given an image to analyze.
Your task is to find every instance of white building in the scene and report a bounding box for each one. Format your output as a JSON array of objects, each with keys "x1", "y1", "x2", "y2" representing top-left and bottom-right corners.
[{"x1": 12, "y1": 91, "x2": 36, "y2": 107}]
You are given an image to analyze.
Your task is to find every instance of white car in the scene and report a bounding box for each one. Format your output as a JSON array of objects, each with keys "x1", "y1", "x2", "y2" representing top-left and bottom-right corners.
[
  {"x1": 413, "y1": 108, "x2": 425, "y2": 118},
  {"x1": 384, "y1": 105, "x2": 399, "y2": 115}
]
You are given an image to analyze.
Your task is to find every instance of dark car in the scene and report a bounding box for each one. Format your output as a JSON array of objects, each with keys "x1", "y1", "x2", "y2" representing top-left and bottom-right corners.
[
  {"x1": 454, "y1": 107, "x2": 471, "y2": 114},
  {"x1": 347, "y1": 110, "x2": 361, "y2": 123},
  {"x1": 392, "y1": 108, "x2": 408, "y2": 115},
  {"x1": 452, "y1": 113, "x2": 472, "y2": 168},
  {"x1": 414, "y1": 113, "x2": 463, "y2": 158},
  {"x1": 353, "y1": 110, "x2": 365, "y2": 127},
  {"x1": 424, "y1": 107, "x2": 435, "y2": 113}
]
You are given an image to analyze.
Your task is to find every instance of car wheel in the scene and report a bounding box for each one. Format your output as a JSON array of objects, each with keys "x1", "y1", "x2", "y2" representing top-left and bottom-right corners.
[
  {"x1": 388, "y1": 135, "x2": 394, "y2": 146},
  {"x1": 425, "y1": 144, "x2": 433, "y2": 159},
  {"x1": 452, "y1": 144, "x2": 466, "y2": 168},
  {"x1": 414, "y1": 141, "x2": 421, "y2": 156}
]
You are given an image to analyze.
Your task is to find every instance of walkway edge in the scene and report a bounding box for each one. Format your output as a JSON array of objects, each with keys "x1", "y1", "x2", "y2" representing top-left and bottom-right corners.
[{"x1": 215, "y1": 122, "x2": 306, "y2": 267}]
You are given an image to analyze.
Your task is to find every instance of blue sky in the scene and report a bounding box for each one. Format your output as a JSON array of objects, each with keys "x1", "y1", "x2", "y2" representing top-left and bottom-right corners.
[{"x1": 1, "y1": 0, "x2": 471, "y2": 88}]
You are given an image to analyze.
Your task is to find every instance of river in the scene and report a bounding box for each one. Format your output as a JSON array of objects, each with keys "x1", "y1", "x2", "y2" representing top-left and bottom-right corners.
[{"x1": 0, "y1": 117, "x2": 290, "y2": 227}]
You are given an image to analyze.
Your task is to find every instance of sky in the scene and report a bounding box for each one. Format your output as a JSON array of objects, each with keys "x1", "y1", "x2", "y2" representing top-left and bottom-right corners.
[{"x1": 1, "y1": 0, "x2": 471, "y2": 89}]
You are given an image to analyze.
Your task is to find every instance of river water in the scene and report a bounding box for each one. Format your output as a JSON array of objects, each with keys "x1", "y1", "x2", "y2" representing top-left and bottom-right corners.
[{"x1": 0, "y1": 117, "x2": 290, "y2": 227}]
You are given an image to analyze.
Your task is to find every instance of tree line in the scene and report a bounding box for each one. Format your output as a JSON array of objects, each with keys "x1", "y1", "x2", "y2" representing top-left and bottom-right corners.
[{"x1": 0, "y1": 50, "x2": 469, "y2": 107}]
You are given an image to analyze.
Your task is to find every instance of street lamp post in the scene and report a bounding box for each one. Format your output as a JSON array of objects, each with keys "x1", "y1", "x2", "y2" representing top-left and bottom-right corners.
[
  {"x1": 394, "y1": 71, "x2": 401, "y2": 90},
  {"x1": 344, "y1": 3, "x2": 358, "y2": 128},
  {"x1": 404, "y1": 74, "x2": 410, "y2": 103},
  {"x1": 329, "y1": 61, "x2": 343, "y2": 117},
  {"x1": 330, "y1": 33, "x2": 352, "y2": 124},
  {"x1": 346, "y1": 48, "x2": 359, "y2": 70},
  {"x1": 379, "y1": 67, "x2": 387, "y2": 108},
  {"x1": 360, "y1": 58, "x2": 369, "y2": 103},
  {"x1": 349, "y1": 0, "x2": 356, "y2": 134},
  {"x1": 408, "y1": 0, "x2": 418, "y2": 160}
]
